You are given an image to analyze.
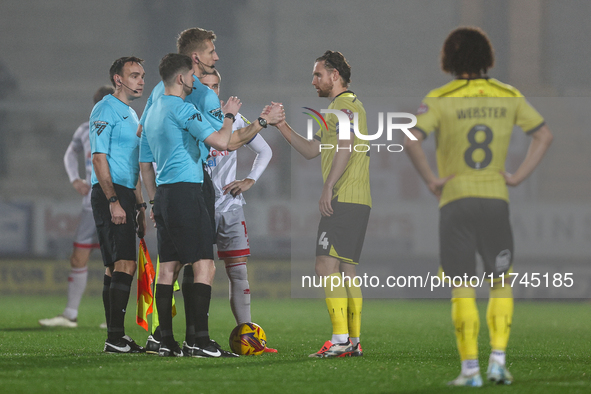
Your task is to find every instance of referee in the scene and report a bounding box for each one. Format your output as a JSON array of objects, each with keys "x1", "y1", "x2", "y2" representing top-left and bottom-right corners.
[
  {"x1": 140, "y1": 53, "x2": 240, "y2": 357},
  {"x1": 139, "y1": 26, "x2": 284, "y2": 351},
  {"x1": 90, "y1": 57, "x2": 147, "y2": 353}
]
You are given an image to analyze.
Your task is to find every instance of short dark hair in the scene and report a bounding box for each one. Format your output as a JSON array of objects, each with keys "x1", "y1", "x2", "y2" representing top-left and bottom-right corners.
[
  {"x1": 177, "y1": 27, "x2": 216, "y2": 56},
  {"x1": 441, "y1": 27, "x2": 494, "y2": 76},
  {"x1": 109, "y1": 56, "x2": 144, "y2": 87},
  {"x1": 93, "y1": 85, "x2": 114, "y2": 104},
  {"x1": 159, "y1": 53, "x2": 193, "y2": 85},
  {"x1": 315, "y1": 50, "x2": 351, "y2": 86}
]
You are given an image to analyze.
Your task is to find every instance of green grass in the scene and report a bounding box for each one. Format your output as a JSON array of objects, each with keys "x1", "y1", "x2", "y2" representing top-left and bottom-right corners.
[{"x1": 0, "y1": 296, "x2": 590, "y2": 393}]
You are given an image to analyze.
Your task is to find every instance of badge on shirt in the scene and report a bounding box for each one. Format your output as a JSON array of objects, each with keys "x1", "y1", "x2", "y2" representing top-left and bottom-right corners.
[
  {"x1": 188, "y1": 113, "x2": 203, "y2": 122},
  {"x1": 416, "y1": 103, "x2": 429, "y2": 115},
  {"x1": 341, "y1": 108, "x2": 354, "y2": 120},
  {"x1": 92, "y1": 121, "x2": 109, "y2": 136},
  {"x1": 209, "y1": 107, "x2": 223, "y2": 121}
]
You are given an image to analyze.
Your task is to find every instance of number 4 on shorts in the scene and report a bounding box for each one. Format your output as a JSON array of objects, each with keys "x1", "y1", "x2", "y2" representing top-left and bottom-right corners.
[{"x1": 318, "y1": 232, "x2": 329, "y2": 250}]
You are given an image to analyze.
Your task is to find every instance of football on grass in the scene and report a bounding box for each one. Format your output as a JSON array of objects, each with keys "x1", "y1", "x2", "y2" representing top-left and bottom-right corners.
[{"x1": 229, "y1": 322, "x2": 267, "y2": 355}]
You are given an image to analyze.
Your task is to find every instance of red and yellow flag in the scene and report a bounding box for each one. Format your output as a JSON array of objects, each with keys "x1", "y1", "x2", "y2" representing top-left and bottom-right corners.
[{"x1": 136, "y1": 239, "x2": 155, "y2": 331}]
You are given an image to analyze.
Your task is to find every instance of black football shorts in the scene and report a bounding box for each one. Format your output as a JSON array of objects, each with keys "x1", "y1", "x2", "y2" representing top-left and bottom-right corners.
[
  {"x1": 316, "y1": 200, "x2": 371, "y2": 265},
  {"x1": 439, "y1": 197, "x2": 514, "y2": 279}
]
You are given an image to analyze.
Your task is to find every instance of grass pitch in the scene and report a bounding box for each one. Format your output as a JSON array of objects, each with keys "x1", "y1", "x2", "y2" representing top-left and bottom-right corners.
[{"x1": 0, "y1": 296, "x2": 590, "y2": 393}]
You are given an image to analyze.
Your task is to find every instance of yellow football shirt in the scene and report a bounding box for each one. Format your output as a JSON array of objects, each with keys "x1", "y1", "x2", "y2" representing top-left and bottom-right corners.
[
  {"x1": 414, "y1": 78, "x2": 545, "y2": 207},
  {"x1": 314, "y1": 91, "x2": 372, "y2": 207}
]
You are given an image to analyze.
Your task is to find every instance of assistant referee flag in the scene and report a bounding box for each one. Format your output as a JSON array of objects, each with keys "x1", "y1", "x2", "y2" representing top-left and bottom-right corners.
[{"x1": 136, "y1": 239, "x2": 155, "y2": 331}]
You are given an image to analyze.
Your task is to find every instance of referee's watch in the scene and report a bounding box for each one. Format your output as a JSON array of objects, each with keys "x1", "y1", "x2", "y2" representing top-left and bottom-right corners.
[
  {"x1": 257, "y1": 117, "x2": 268, "y2": 128},
  {"x1": 109, "y1": 196, "x2": 118, "y2": 203},
  {"x1": 224, "y1": 113, "x2": 235, "y2": 121}
]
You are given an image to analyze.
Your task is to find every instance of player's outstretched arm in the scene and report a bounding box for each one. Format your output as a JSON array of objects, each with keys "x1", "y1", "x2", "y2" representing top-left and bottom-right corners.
[
  {"x1": 404, "y1": 129, "x2": 453, "y2": 200},
  {"x1": 92, "y1": 153, "x2": 126, "y2": 225},
  {"x1": 226, "y1": 117, "x2": 263, "y2": 152},
  {"x1": 503, "y1": 124, "x2": 553, "y2": 187},
  {"x1": 275, "y1": 117, "x2": 321, "y2": 160},
  {"x1": 204, "y1": 96, "x2": 241, "y2": 151},
  {"x1": 227, "y1": 104, "x2": 285, "y2": 151}
]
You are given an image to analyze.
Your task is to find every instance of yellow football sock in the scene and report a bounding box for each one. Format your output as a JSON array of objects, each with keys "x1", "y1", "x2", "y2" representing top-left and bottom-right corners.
[
  {"x1": 324, "y1": 274, "x2": 349, "y2": 336},
  {"x1": 487, "y1": 284, "x2": 513, "y2": 352},
  {"x1": 451, "y1": 287, "x2": 479, "y2": 361},
  {"x1": 346, "y1": 283, "x2": 362, "y2": 339}
]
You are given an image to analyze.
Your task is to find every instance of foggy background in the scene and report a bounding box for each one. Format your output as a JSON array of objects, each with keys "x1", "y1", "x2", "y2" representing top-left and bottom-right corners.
[{"x1": 0, "y1": 0, "x2": 589, "y2": 298}]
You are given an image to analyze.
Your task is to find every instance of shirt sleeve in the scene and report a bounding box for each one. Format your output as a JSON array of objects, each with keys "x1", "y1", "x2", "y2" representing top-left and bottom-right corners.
[
  {"x1": 89, "y1": 104, "x2": 116, "y2": 154},
  {"x1": 139, "y1": 127, "x2": 154, "y2": 163},
  {"x1": 179, "y1": 103, "x2": 216, "y2": 143},
  {"x1": 245, "y1": 134, "x2": 272, "y2": 182},
  {"x1": 201, "y1": 89, "x2": 224, "y2": 130},
  {"x1": 413, "y1": 98, "x2": 439, "y2": 139},
  {"x1": 515, "y1": 97, "x2": 545, "y2": 134},
  {"x1": 330, "y1": 96, "x2": 357, "y2": 138},
  {"x1": 139, "y1": 88, "x2": 155, "y2": 127},
  {"x1": 63, "y1": 125, "x2": 85, "y2": 183}
]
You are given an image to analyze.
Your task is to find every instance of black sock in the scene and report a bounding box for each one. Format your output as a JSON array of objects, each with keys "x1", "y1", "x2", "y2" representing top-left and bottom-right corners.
[
  {"x1": 155, "y1": 284, "x2": 174, "y2": 345},
  {"x1": 108, "y1": 272, "x2": 133, "y2": 342},
  {"x1": 192, "y1": 283, "x2": 212, "y2": 348},
  {"x1": 152, "y1": 326, "x2": 162, "y2": 341},
  {"x1": 102, "y1": 274, "x2": 111, "y2": 329},
  {"x1": 182, "y1": 266, "x2": 195, "y2": 344}
]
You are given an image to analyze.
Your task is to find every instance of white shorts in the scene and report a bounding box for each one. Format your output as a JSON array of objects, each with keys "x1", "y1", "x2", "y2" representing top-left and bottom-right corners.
[
  {"x1": 215, "y1": 207, "x2": 250, "y2": 259},
  {"x1": 74, "y1": 208, "x2": 99, "y2": 249}
]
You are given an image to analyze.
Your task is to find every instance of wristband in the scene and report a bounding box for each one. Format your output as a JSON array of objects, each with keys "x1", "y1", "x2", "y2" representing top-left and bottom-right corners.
[
  {"x1": 149, "y1": 200, "x2": 155, "y2": 205},
  {"x1": 135, "y1": 202, "x2": 147, "y2": 210}
]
